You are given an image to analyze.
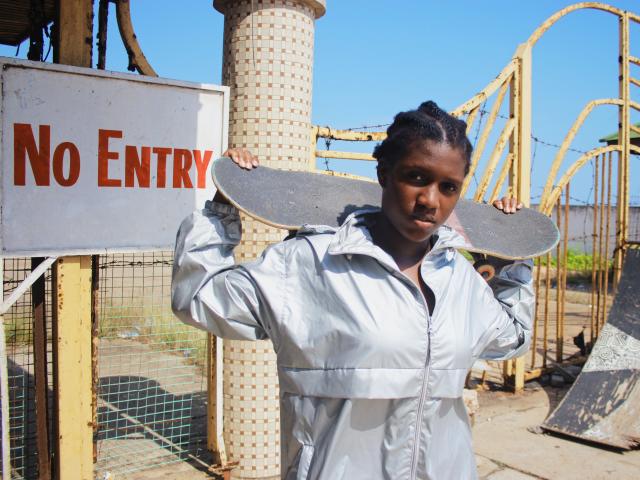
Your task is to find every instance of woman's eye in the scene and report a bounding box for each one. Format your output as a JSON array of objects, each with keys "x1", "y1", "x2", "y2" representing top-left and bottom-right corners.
[
  {"x1": 407, "y1": 172, "x2": 425, "y2": 182},
  {"x1": 443, "y1": 183, "x2": 458, "y2": 193}
]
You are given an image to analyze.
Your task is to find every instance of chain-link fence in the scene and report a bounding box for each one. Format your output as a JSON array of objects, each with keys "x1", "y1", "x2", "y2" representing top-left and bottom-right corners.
[
  {"x1": 1, "y1": 258, "x2": 54, "y2": 479},
  {"x1": 1, "y1": 253, "x2": 213, "y2": 479}
]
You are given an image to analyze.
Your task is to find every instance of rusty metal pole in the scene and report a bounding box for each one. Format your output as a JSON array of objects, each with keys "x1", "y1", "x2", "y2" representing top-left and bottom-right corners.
[
  {"x1": 614, "y1": 13, "x2": 631, "y2": 288},
  {"x1": 32, "y1": 258, "x2": 52, "y2": 480},
  {"x1": 0, "y1": 259, "x2": 9, "y2": 480},
  {"x1": 96, "y1": 0, "x2": 109, "y2": 70},
  {"x1": 52, "y1": 2, "x2": 95, "y2": 479},
  {"x1": 555, "y1": 197, "x2": 562, "y2": 363},
  {"x1": 602, "y1": 152, "x2": 613, "y2": 328},
  {"x1": 596, "y1": 154, "x2": 607, "y2": 331},
  {"x1": 543, "y1": 252, "x2": 551, "y2": 368},
  {"x1": 503, "y1": 42, "x2": 531, "y2": 392},
  {"x1": 530, "y1": 257, "x2": 542, "y2": 369},
  {"x1": 590, "y1": 155, "x2": 600, "y2": 342},
  {"x1": 560, "y1": 182, "x2": 570, "y2": 361}
]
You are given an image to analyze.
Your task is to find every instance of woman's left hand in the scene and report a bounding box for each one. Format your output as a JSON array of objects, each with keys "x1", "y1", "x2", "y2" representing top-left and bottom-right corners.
[{"x1": 492, "y1": 197, "x2": 523, "y2": 214}]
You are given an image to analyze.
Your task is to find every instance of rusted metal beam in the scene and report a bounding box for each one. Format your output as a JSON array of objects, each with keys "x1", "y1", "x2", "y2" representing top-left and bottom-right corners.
[
  {"x1": 543, "y1": 252, "x2": 551, "y2": 368},
  {"x1": 451, "y1": 61, "x2": 516, "y2": 117},
  {"x1": 309, "y1": 125, "x2": 319, "y2": 169},
  {"x1": 32, "y1": 257, "x2": 52, "y2": 480},
  {"x1": 54, "y1": 0, "x2": 93, "y2": 67},
  {"x1": 474, "y1": 118, "x2": 515, "y2": 202},
  {"x1": 560, "y1": 183, "x2": 570, "y2": 359},
  {"x1": 27, "y1": 0, "x2": 46, "y2": 61},
  {"x1": 556, "y1": 197, "x2": 562, "y2": 363},
  {"x1": 464, "y1": 107, "x2": 479, "y2": 134},
  {"x1": 524, "y1": 355, "x2": 587, "y2": 382},
  {"x1": 114, "y1": 0, "x2": 157, "y2": 76},
  {"x1": 541, "y1": 144, "x2": 620, "y2": 215},
  {"x1": 462, "y1": 79, "x2": 511, "y2": 196},
  {"x1": 614, "y1": 13, "x2": 631, "y2": 289},
  {"x1": 207, "y1": 334, "x2": 227, "y2": 465},
  {"x1": 515, "y1": 43, "x2": 532, "y2": 205},
  {"x1": 52, "y1": 256, "x2": 93, "y2": 480},
  {"x1": 0, "y1": 257, "x2": 57, "y2": 315},
  {"x1": 590, "y1": 155, "x2": 600, "y2": 341},
  {"x1": 315, "y1": 126, "x2": 386, "y2": 142},
  {"x1": 52, "y1": 4, "x2": 95, "y2": 478},
  {"x1": 488, "y1": 153, "x2": 514, "y2": 203},
  {"x1": 96, "y1": 0, "x2": 109, "y2": 70},
  {"x1": 315, "y1": 150, "x2": 375, "y2": 161},
  {"x1": 526, "y1": 3, "x2": 625, "y2": 47},
  {"x1": 596, "y1": 158, "x2": 607, "y2": 333},
  {"x1": 539, "y1": 99, "x2": 622, "y2": 211},
  {"x1": 602, "y1": 152, "x2": 613, "y2": 331},
  {"x1": 530, "y1": 257, "x2": 542, "y2": 369},
  {"x1": 91, "y1": 255, "x2": 99, "y2": 463},
  {"x1": 0, "y1": 303, "x2": 10, "y2": 479}
]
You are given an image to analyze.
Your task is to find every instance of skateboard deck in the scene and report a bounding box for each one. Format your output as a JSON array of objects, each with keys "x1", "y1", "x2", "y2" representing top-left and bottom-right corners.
[{"x1": 212, "y1": 157, "x2": 559, "y2": 260}]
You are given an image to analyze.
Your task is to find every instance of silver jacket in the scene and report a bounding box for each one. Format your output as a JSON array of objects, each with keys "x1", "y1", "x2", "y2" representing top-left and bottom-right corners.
[{"x1": 172, "y1": 201, "x2": 534, "y2": 480}]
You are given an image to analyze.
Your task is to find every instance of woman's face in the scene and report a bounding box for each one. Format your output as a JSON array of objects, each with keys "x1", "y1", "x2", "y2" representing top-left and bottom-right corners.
[{"x1": 378, "y1": 139, "x2": 467, "y2": 246}]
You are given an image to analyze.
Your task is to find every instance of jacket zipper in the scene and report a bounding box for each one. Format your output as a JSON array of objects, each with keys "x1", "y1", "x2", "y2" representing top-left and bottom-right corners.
[
  {"x1": 410, "y1": 298, "x2": 431, "y2": 479},
  {"x1": 394, "y1": 272, "x2": 432, "y2": 480}
]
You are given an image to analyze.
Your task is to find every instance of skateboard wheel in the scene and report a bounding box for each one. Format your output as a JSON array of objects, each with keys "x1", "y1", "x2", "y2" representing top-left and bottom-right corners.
[{"x1": 474, "y1": 261, "x2": 496, "y2": 281}]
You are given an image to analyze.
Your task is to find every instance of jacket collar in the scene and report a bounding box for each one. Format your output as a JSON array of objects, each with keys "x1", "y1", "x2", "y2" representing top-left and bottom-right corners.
[{"x1": 307, "y1": 208, "x2": 469, "y2": 268}]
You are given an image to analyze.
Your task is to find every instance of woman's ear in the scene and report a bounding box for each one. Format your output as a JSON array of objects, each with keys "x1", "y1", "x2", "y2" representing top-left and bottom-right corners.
[{"x1": 377, "y1": 163, "x2": 387, "y2": 188}]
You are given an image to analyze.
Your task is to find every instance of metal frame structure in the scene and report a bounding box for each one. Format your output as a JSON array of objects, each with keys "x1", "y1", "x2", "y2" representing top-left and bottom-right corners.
[
  {"x1": 1, "y1": 2, "x2": 638, "y2": 478},
  {"x1": 309, "y1": 2, "x2": 639, "y2": 391},
  {"x1": 2, "y1": 1, "x2": 209, "y2": 479}
]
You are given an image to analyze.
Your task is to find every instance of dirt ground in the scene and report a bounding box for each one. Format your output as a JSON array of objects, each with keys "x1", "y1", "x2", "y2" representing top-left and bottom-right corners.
[
  {"x1": 9, "y1": 278, "x2": 633, "y2": 479},
  {"x1": 118, "y1": 382, "x2": 640, "y2": 480},
  {"x1": 107, "y1": 291, "x2": 637, "y2": 480},
  {"x1": 473, "y1": 384, "x2": 640, "y2": 479}
]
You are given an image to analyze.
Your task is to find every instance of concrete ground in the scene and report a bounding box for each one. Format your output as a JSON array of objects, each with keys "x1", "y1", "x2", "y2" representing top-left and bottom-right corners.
[
  {"x1": 92, "y1": 281, "x2": 639, "y2": 479},
  {"x1": 473, "y1": 384, "x2": 640, "y2": 480},
  {"x1": 121, "y1": 383, "x2": 640, "y2": 480}
]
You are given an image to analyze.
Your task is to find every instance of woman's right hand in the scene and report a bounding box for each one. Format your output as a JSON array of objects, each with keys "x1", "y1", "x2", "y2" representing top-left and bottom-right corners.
[
  {"x1": 213, "y1": 148, "x2": 259, "y2": 204},
  {"x1": 224, "y1": 147, "x2": 259, "y2": 170}
]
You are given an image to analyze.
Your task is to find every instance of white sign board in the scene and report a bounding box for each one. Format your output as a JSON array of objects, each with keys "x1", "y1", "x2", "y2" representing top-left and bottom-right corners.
[{"x1": 0, "y1": 58, "x2": 228, "y2": 257}]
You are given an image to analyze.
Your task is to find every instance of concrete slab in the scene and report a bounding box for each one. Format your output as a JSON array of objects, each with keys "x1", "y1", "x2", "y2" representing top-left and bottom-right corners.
[
  {"x1": 473, "y1": 387, "x2": 640, "y2": 480},
  {"x1": 486, "y1": 468, "x2": 538, "y2": 479},
  {"x1": 476, "y1": 455, "x2": 501, "y2": 477},
  {"x1": 122, "y1": 462, "x2": 212, "y2": 479}
]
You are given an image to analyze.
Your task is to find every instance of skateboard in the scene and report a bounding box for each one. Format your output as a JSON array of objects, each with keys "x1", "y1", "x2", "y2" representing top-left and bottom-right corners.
[{"x1": 211, "y1": 157, "x2": 559, "y2": 263}]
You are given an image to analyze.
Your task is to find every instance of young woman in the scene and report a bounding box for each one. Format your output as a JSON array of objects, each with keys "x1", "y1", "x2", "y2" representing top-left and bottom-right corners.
[{"x1": 172, "y1": 101, "x2": 533, "y2": 479}]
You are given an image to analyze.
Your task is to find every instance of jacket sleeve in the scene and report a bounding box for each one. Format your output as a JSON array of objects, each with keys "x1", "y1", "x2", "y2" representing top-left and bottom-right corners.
[
  {"x1": 171, "y1": 200, "x2": 284, "y2": 341},
  {"x1": 473, "y1": 260, "x2": 535, "y2": 361}
]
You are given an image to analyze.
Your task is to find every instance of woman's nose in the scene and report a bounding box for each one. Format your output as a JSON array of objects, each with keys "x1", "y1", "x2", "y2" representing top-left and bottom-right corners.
[{"x1": 417, "y1": 185, "x2": 438, "y2": 209}]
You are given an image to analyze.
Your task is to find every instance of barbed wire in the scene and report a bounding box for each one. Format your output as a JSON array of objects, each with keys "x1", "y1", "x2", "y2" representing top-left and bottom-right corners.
[
  {"x1": 470, "y1": 102, "x2": 488, "y2": 189},
  {"x1": 339, "y1": 109, "x2": 592, "y2": 156},
  {"x1": 326, "y1": 112, "x2": 639, "y2": 205},
  {"x1": 531, "y1": 135, "x2": 589, "y2": 155},
  {"x1": 346, "y1": 123, "x2": 391, "y2": 131}
]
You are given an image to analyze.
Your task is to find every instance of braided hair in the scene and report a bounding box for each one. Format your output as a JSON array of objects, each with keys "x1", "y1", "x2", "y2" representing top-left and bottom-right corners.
[{"x1": 373, "y1": 101, "x2": 473, "y2": 176}]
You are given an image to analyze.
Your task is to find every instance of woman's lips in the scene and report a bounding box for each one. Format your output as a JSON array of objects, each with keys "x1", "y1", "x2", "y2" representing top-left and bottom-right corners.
[{"x1": 412, "y1": 216, "x2": 437, "y2": 227}]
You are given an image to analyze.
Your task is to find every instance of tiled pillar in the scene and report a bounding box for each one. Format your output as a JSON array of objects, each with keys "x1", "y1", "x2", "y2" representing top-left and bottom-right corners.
[{"x1": 212, "y1": 1, "x2": 326, "y2": 478}]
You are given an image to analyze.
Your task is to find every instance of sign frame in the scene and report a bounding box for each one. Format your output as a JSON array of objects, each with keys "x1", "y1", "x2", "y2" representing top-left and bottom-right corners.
[{"x1": 0, "y1": 57, "x2": 229, "y2": 258}]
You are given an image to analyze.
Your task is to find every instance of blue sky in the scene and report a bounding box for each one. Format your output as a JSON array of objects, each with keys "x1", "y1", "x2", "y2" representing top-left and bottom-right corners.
[{"x1": 1, "y1": 1, "x2": 638, "y2": 204}]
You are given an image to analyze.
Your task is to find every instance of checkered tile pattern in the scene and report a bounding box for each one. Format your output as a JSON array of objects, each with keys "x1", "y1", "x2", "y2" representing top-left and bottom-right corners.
[{"x1": 214, "y1": 0, "x2": 325, "y2": 477}]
